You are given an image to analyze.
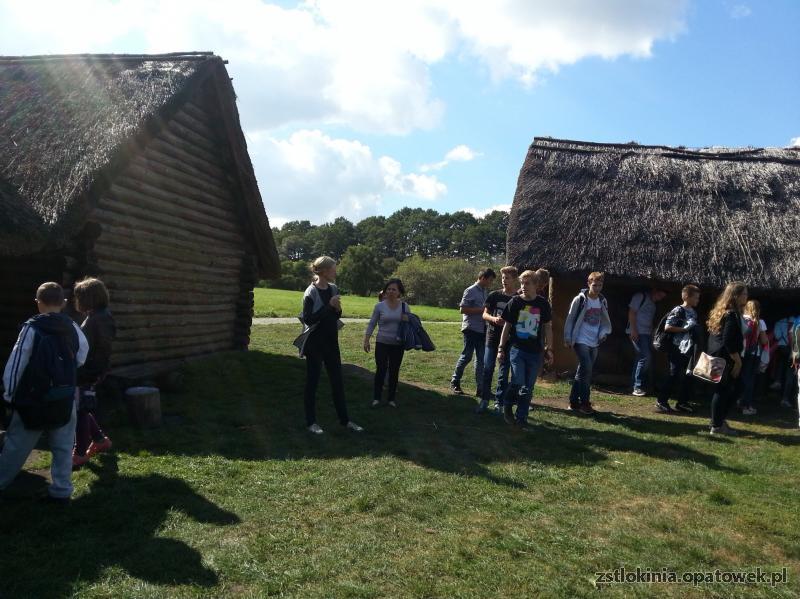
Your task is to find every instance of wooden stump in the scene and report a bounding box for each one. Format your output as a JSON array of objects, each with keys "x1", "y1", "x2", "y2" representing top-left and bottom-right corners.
[{"x1": 124, "y1": 386, "x2": 162, "y2": 428}]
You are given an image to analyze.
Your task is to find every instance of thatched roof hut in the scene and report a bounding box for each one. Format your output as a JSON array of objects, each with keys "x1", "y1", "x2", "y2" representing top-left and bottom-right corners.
[
  {"x1": 1, "y1": 53, "x2": 280, "y2": 378},
  {"x1": 508, "y1": 137, "x2": 800, "y2": 380}
]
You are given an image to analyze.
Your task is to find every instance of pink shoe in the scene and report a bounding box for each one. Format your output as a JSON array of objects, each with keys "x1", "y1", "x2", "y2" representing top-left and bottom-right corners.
[
  {"x1": 72, "y1": 452, "x2": 89, "y2": 471},
  {"x1": 86, "y1": 437, "x2": 112, "y2": 458}
]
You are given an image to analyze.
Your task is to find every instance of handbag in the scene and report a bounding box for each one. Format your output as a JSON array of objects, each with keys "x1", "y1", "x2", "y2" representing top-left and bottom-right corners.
[
  {"x1": 692, "y1": 352, "x2": 726, "y2": 384},
  {"x1": 396, "y1": 303, "x2": 436, "y2": 352}
]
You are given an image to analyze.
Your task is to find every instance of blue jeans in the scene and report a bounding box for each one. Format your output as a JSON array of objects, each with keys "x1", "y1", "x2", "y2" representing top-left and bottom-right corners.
[
  {"x1": 482, "y1": 343, "x2": 510, "y2": 405},
  {"x1": 569, "y1": 343, "x2": 598, "y2": 406},
  {"x1": 0, "y1": 402, "x2": 77, "y2": 498},
  {"x1": 452, "y1": 330, "x2": 485, "y2": 392},
  {"x1": 739, "y1": 354, "x2": 760, "y2": 408},
  {"x1": 504, "y1": 346, "x2": 542, "y2": 424},
  {"x1": 631, "y1": 334, "x2": 652, "y2": 391}
]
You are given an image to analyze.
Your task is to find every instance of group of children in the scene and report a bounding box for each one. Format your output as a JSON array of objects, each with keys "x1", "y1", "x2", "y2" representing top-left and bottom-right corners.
[{"x1": 0, "y1": 279, "x2": 114, "y2": 503}]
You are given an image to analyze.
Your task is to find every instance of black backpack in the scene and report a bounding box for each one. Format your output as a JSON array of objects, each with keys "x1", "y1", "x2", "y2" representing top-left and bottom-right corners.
[
  {"x1": 13, "y1": 320, "x2": 79, "y2": 430},
  {"x1": 652, "y1": 307, "x2": 685, "y2": 353}
]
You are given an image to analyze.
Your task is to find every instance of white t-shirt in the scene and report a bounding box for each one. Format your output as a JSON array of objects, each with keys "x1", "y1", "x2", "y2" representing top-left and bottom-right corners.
[{"x1": 576, "y1": 297, "x2": 603, "y2": 348}]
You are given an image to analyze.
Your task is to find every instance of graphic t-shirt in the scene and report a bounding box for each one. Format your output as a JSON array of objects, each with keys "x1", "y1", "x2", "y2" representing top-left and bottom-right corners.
[
  {"x1": 484, "y1": 290, "x2": 515, "y2": 348},
  {"x1": 575, "y1": 297, "x2": 603, "y2": 347},
  {"x1": 501, "y1": 295, "x2": 552, "y2": 353}
]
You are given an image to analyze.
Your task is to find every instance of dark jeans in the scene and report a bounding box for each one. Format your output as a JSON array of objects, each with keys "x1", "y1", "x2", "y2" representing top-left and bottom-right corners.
[
  {"x1": 739, "y1": 354, "x2": 760, "y2": 408},
  {"x1": 631, "y1": 334, "x2": 652, "y2": 391},
  {"x1": 569, "y1": 343, "x2": 598, "y2": 406},
  {"x1": 503, "y1": 346, "x2": 542, "y2": 424},
  {"x1": 782, "y1": 360, "x2": 798, "y2": 403},
  {"x1": 773, "y1": 346, "x2": 789, "y2": 393},
  {"x1": 374, "y1": 342, "x2": 405, "y2": 402},
  {"x1": 452, "y1": 330, "x2": 485, "y2": 392},
  {"x1": 711, "y1": 367, "x2": 742, "y2": 428},
  {"x1": 482, "y1": 343, "x2": 510, "y2": 405},
  {"x1": 304, "y1": 341, "x2": 349, "y2": 426},
  {"x1": 657, "y1": 346, "x2": 693, "y2": 406}
]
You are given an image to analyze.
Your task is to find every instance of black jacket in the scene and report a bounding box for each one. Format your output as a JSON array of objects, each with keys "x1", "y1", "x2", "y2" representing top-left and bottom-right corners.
[
  {"x1": 708, "y1": 310, "x2": 744, "y2": 361},
  {"x1": 77, "y1": 309, "x2": 116, "y2": 386}
]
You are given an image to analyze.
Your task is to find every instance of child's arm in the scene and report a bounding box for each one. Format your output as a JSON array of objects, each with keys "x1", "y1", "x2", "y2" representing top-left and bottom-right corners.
[
  {"x1": 497, "y1": 322, "x2": 512, "y2": 360},
  {"x1": 2, "y1": 325, "x2": 35, "y2": 402}
]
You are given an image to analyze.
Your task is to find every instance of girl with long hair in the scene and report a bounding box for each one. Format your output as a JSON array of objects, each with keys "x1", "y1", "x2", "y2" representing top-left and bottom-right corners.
[
  {"x1": 739, "y1": 299, "x2": 769, "y2": 415},
  {"x1": 706, "y1": 282, "x2": 748, "y2": 435}
]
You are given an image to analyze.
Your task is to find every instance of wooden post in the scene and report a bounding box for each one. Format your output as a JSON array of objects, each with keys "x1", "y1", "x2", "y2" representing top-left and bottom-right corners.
[{"x1": 124, "y1": 386, "x2": 162, "y2": 428}]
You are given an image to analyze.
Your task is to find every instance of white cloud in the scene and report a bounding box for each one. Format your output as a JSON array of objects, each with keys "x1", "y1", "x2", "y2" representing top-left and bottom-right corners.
[
  {"x1": 0, "y1": 0, "x2": 689, "y2": 133},
  {"x1": 249, "y1": 129, "x2": 446, "y2": 224},
  {"x1": 421, "y1": 144, "x2": 482, "y2": 171},
  {"x1": 790, "y1": 137, "x2": 800, "y2": 148},
  {"x1": 463, "y1": 204, "x2": 511, "y2": 218},
  {"x1": 729, "y1": 4, "x2": 752, "y2": 19}
]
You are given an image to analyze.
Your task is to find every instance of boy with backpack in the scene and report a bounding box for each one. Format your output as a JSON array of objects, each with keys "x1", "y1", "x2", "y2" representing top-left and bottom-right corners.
[
  {"x1": 627, "y1": 286, "x2": 668, "y2": 396},
  {"x1": 655, "y1": 284, "x2": 701, "y2": 413},
  {"x1": 0, "y1": 282, "x2": 88, "y2": 502}
]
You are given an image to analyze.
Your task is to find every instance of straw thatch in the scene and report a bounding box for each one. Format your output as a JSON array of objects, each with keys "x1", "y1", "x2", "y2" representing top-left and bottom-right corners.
[
  {"x1": 0, "y1": 53, "x2": 279, "y2": 277},
  {"x1": 508, "y1": 137, "x2": 800, "y2": 291}
]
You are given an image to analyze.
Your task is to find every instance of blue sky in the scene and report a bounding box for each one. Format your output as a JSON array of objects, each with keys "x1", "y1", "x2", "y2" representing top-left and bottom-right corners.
[{"x1": 2, "y1": 0, "x2": 798, "y2": 225}]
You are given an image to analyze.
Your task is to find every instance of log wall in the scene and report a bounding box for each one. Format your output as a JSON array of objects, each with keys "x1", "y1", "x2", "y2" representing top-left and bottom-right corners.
[{"x1": 86, "y1": 94, "x2": 257, "y2": 378}]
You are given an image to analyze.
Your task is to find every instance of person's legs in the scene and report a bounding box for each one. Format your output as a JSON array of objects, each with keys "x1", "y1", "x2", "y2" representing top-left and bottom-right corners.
[
  {"x1": 674, "y1": 352, "x2": 693, "y2": 407},
  {"x1": 632, "y1": 334, "x2": 652, "y2": 392},
  {"x1": 75, "y1": 409, "x2": 91, "y2": 456},
  {"x1": 323, "y1": 343, "x2": 350, "y2": 425},
  {"x1": 711, "y1": 371, "x2": 737, "y2": 428},
  {"x1": 88, "y1": 413, "x2": 105, "y2": 443},
  {"x1": 0, "y1": 412, "x2": 42, "y2": 491},
  {"x1": 572, "y1": 344, "x2": 594, "y2": 406},
  {"x1": 657, "y1": 346, "x2": 682, "y2": 408},
  {"x1": 503, "y1": 347, "x2": 525, "y2": 422},
  {"x1": 482, "y1": 344, "x2": 498, "y2": 403},
  {"x1": 740, "y1": 355, "x2": 758, "y2": 409},
  {"x1": 472, "y1": 332, "x2": 485, "y2": 395},
  {"x1": 451, "y1": 331, "x2": 475, "y2": 387},
  {"x1": 782, "y1": 361, "x2": 797, "y2": 406},
  {"x1": 584, "y1": 346, "x2": 599, "y2": 406},
  {"x1": 48, "y1": 403, "x2": 77, "y2": 499},
  {"x1": 374, "y1": 342, "x2": 390, "y2": 402},
  {"x1": 569, "y1": 345, "x2": 585, "y2": 407},
  {"x1": 386, "y1": 345, "x2": 404, "y2": 403},
  {"x1": 496, "y1": 348, "x2": 511, "y2": 407},
  {"x1": 304, "y1": 346, "x2": 324, "y2": 426},
  {"x1": 515, "y1": 350, "x2": 542, "y2": 425}
]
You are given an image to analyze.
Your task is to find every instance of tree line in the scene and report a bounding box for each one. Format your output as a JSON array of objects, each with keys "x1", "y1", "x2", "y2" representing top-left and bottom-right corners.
[{"x1": 266, "y1": 207, "x2": 509, "y2": 303}]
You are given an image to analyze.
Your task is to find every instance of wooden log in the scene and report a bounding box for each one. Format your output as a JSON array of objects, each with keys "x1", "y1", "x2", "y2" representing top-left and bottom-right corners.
[
  {"x1": 115, "y1": 330, "x2": 233, "y2": 353},
  {"x1": 115, "y1": 171, "x2": 232, "y2": 214},
  {"x1": 130, "y1": 155, "x2": 235, "y2": 206},
  {"x1": 97, "y1": 222, "x2": 245, "y2": 260},
  {"x1": 140, "y1": 145, "x2": 231, "y2": 194},
  {"x1": 146, "y1": 137, "x2": 227, "y2": 181},
  {"x1": 94, "y1": 245, "x2": 241, "y2": 279},
  {"x1": 112, "y1": 178, "x2": 238, "y2": 225},
  {"x1": 107, "y1": 302, "x2": 236, "y2": 315},
  {"x1": 94, "y1": 237, "x2": 241, "y2": 270},
  {"x1": 155, "y1": 128, "x2": 225, "y2": 174},
  {"x1": 112, "y1": 340, "x2": 235, "y2": 367},
  {"x1": 182, "y1": 101, "x2": 214, "y2": 127},
  {"x1": 122, "y1": 162, "x2": 233, "y2": 210},
  {"x1": 171, "y1": 109, "x2": 222, "y2": 146},
  {"x1": 115, "y1": 313, "x2": 237, "y2": 329},
  {"x1": 124, "y1": 386, "x2": 162, "y2": 428},
  {"x1": 108, "y1": 288, "x2": 239, "y2": 306},
  {"x1": 90, "y1": 258, "x2": 247, "y2": 290},
  {"x1": 166, "y1": 118, "x2": 220, "y2": 155},
  {"x1": 115, "y1": 322, "x2": 234, "y2": 341},
  {"x1": 94, "y1": 196, "x2": 243, "y2": 246},
  {"x1": 103, "y1": 275, "x2": 238, "y2": 297}
]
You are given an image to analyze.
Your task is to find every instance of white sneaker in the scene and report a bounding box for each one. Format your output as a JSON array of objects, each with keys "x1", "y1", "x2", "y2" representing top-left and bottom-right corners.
[
  {"x1": 769, "y1": 381, "x2": 781, "y2": 391},
  {"x1": 371, "y1": 400, "x2": 380, "y2": 408},
  {"x1": 632, "y1": 389, "x2": 646, "y2": 397},
  {"x1": 780, "y1": 400, "x2": 792, "y2": 408},
  {"x1": 742, "y1": 406, "x2": 757, "y2": 416},
  {"x1": 388, "y1": 401, "x2": 397, "y2": 408},
  {"x1": 346, "y1": 421, "x2": 364, "y2": 432},
  {"x1": 308, "y1": 423, "x2": 324, "y2": 435}
]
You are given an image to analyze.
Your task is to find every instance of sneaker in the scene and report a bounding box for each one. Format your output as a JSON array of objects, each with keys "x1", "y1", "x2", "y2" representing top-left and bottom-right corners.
[
  {"x1": 632, "y1": 389, "x2": 647, "y2": 397},
  {"x1": 346, "y1": 421, "x2": 364, "y2": 432},
  {"x1": 578, "y1": 403, "x2": 595, "y2": 415},
  {"x1": 780, "y1": 400, "x2": 792, "y2": 408},
  {"x1": 86, "y1": 437, "x2": 112, "y2": 458},
  {"x1": 515, "y1": 422, "x2": 534, "y2": 433},
  {"x1": 503, "y1": 404, "x2": 515, "y2": 425},
  {"x1": 769, "y1": 381, "x2": 781, "y2": 391},
  {"x1": 450, "y1": 382, "x2": 464, "y2": 395},
  {"x1": 742, "y1": 406, "x2": 757, "y2": 416},
  {"x1": 388, "y1": 401, "x2": 397, "y2": 408},
  {"x1": 568, "y1": 403, "x2": 581, "y2": 413},
  {"x1": 493, "y1": 402, "x2": 504, "y2": 415},
  {"x1": 475, "y1": 399, "x2": 489, "y2": 414},
  {"x1": 710, "y1": 422, "x2": 738, "y2": 436},
  {"x1": 674, "y1": 402, "x2": 694, "y2": 414},
  {"x1": 371, "y1": 399, "x2": 380, "y2": 408},
  {"x1": 308, "y1": 423, "x2": 324, "y2": 435},
  {"x1": 655, "y1": 401, "x2": 672, "y2": 413}
]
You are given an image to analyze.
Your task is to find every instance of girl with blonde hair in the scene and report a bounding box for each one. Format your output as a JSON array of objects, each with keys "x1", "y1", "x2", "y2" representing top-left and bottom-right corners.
[
  {"x1": 706, "y1": 282, "x2": 748, "y2": 435},
  {"x1": 739, "y1": 299, "x2": 769, "y2": 415},
  {"x1": 299, "y1": 257, "x2": 363, "y2": 435}
]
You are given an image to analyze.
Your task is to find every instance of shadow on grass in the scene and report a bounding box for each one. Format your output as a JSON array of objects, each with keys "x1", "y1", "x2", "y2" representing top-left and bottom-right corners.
[
  {"x1": 0, "y1": 454, "x2": 239, "y2": 598},
  {"x1": 106, "y1": 351, "x2": 740, "y2": 480}
]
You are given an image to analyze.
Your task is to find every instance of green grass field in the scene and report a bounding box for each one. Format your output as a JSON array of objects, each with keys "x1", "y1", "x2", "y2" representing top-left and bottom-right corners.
[
  {"x1": 254, "y1": 287, "x2": 460, "y2": 322},
  {"x1": 1, "y1": 323, "x2": 799, "y2": 597}
]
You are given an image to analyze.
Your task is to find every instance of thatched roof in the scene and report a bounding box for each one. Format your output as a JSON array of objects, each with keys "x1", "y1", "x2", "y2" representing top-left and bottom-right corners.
[
  {"x1": 508, "y1": 137, "x2": 800, "y2": 291},
  {"x1": 0, "y1": 53, "x2": 279, "y2": 277}
]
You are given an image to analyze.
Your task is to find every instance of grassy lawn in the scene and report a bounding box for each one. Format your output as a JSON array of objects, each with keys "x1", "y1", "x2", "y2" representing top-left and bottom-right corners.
[
  {"x1": 254, "y1": 287, "x2": 460, "y2": 322},
  {"x1": 1, "y1": 323, "x2": 799, "y2": 597}
]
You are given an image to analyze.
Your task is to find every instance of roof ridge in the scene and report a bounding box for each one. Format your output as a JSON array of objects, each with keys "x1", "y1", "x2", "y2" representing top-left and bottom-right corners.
[{"x1": 0, "y1": 52, "x2": 219, "y2": 64}]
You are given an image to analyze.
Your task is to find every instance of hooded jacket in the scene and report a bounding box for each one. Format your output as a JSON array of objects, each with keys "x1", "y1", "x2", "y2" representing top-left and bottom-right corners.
[
  {"x1": 2, "y1": 312, "x2": 89, "y2": 403},
  {"x1": 563, "y1": 289, "x2": 612, "y2": 346},
  {"x1": 77, "y1": 309, "x2": 117, "y2": 386}
]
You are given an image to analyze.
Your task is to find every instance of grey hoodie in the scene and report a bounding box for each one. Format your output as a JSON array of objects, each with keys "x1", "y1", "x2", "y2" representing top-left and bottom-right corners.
[{"x1": 564, "y1": 289, "x2": 612, "y2": 346}]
